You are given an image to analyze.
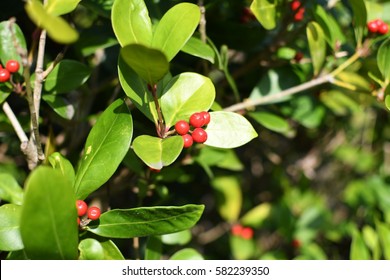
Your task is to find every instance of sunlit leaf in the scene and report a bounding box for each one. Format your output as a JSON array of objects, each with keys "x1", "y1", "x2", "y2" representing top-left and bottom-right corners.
[
  {"x1": 250, "y1": 0, "x2": 277, "y2": 30},
  {"x1": 45, "y1": 0, "x2": 81, "y2": 16},
  {"x1": 307, "y1": 21, "x2": 326, "y2": 76},
  {"x1": 378, "y1": 38, "x2": 390, "y2": 82},
  {"x1": 0, "y1": 173, "x2": 24, "y2": 205},
  {"x1": 170, "y1": 248, "x2": 204, "y2": 260},
  {"x1": 0, "y1": 204, "x2": 24, "y2": 251}
]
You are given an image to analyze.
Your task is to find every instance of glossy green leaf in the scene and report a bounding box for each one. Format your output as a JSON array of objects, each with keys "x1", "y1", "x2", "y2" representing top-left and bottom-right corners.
[
  {"x1": 145, "y1": 236, "x2": 162, "y2": 260},
  {"x1": 87, "y1": 204, "x2": 204, "y2": 238},
  {"x1": 0, "y1": 173, "x2": 24, "y2": 205},
  {"x1": 362, "y1": 225, "x2": 381, "y2": 260},
  {"x1": 152, "y1": 3, "x2": 200, "y2": 61},
  {"x1": 0, "y1": 89, "x2": 11, "y2": 104},
  {"x1": 118, "y1": 54, "x2": 158, "y2": 122},
  {"x1": 25, "y1": 0, "x2": 79, "y2": 44},
  {"x1": 132, "y1": 135, "x2": 183, "y2": 170},
  {"x1": 42, "y1": 94, "x2": 75, "y2": 120},
  {"x1": 307, "y1": 21, "x2": 326, "y2": 76},
  {"x1": 161, "y1": 72, "x2": 215, "y2": 128},
  {"x1": 205, "y1": 111, "x2": 258, "y2": 149},
  {"x1": 314, "y1": 5, "x2": 345, "y2": 49},
  {"x1": 99, "y1": 239, "x2": 125, "y2": 260},
  {"x1": 48, "y1": 152, "x2": 75, "y2": 186},
  {"x1": 250, "y1": 0, "x2": 277, "y2": 30},
  {"x1": 211, "y1": 176, "x2": 242, "y2": 222},
  {"x1": 378, "y1": 38, "x2": 390, "y2": 82},
  {"x1": 78, "y1": 238, "x2": 105, "y2": 260},
  {"x1": 0, "y1": 204, "x2": 24, "y2": 251},
  {"x1": 111, "y1": 0, "x2": 153, "y2": 46},
  {"x1": 230, "y1": 235, "x2": 255, "y2": 260},
  {"x1": 350, "y1": 228, "x2": 370, "y2": 260},
  {"x1": 44, "y1": 60, "x2": 91, "y2": 94},
  {"x1": 377, "y1": 222, "x2": 390, "y2": 260},
  {"x1": 170, "y1": 248, "x2": 204, "y2": 260},
  {"x1": 162, "y1": 230, "x2": 191, "y2": 245},
  {"x1": 240, "y1": 203, "x2": 272, "y2": 228},
  {"x1": 45, "y1": 0, "x2": 81, "y2": 16},
  {"x1": 20, "y1": 166, "x2": 78, "y2": 260},
  {"x1": 249, "y1": 111, "x2": 290, "y2": 134},
  {"x1": 385, "y1": 95, "x2": 390, "y2": 111},
  {"x1": 120, "y1": 44, "x2": 169, "y2": 85},
  {"x1": 0, "y1": 20, "x2": 26, "y2": 75},
  {"x1": 74, "y1": 99, "x2": 133, "y2": 200},
  {"x1": 349, "y1": 0, "x2": 367, "y2": 47},
  {"x1": 181, "y1": 36, "x2": 215, "y2": 63}
]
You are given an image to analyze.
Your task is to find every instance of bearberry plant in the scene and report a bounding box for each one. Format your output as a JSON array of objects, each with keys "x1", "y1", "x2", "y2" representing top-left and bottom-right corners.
[{"x1": 1, "y1": 0, "x2": 390, "y2": 261}]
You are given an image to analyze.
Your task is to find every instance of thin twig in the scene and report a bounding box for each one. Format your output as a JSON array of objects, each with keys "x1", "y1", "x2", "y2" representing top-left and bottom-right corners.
[{"x1": 2, "y1": 102, "x2": 28, "y2": 144}]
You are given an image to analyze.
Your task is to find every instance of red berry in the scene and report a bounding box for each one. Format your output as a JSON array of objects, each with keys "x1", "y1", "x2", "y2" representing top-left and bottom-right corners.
[
  {"x1": 367, "y1": 20, "x2": 378, "y2": 33},
  {"x1": 192, "y1": 128, "x2": 208, "y2": 143},
  {"x1": 294, "y1": 7, "x2": 305, "y2": 22},
  {"x1": 87, "y1": 206, "x2": 101, "y2": 220},
  {"x1": 76, "y1": 200, "x2": 88, "y2": 216},
  {"x1": 294, "y1": 52, "x2": 304, "y2": 62},
  {"x1": 175, "y1": 120, "x2": 190, "y2": 135},
  {"x1": 291, "y1": 0, "x2": 301, "y2": 11},
  {"x1": 241, "y1": 227, "x2": 254, "y2": 240},
  {"x1": 150, "y1": 167, "x2": 161, "y2": 173},
  {"x1": 182, "y1": 134, "x2": 193, "y2": 148},
  {"x1": 0, "y1": 68, "x2": 10, "y2": 83},
  {"x1": 77, "y1": 217, "x2": 81, "y2": 225},
  {"x1": 189, "y1": 112, "x2": 205, "y2": 128},
  {"x1": 5, "y1": 60, "x2": 20, "y2": 73},
  {"x1": 200, "y1": 111, "x2": 211, "y2": 125},
  {"x1": 231, "y1": 224, "x2": 243, "y2": 236},
  {"x1": 378, "y1": 22, "x2": 389, "y2": 35},
  {"x1": 292, "y1": 239, "x2": 301, "y2": 248}
]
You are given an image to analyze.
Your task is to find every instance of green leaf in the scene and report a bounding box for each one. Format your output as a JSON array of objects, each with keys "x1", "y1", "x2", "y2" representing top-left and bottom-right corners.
[
  {"x1": 120, "y1": 44, "x2": 169, "y2": 85},
  {"x1": 240, "y1": 203, "x2": 272, "y2": 228},
  {"x1": 118, "y1": 54, "x2": 159, "y2": 122},
  {"x1": 78, "y1": 238, "x2": 105, "y2": 260},
  {"x1": 44, "y1": 60, "x2": 91, "y2": 94},
  {"x1": 0, "y1": 204, "x2": 24, "y2": 251},
  {"x1": 132, "y1": 135, "x2": 183, "y2": 170},
  {"x1": 162, "y1": 230, "x2": 191, "y2": 245},
  {"x1": 87, "y1": 204, "x2": 204, "y2": 238},
  {"x1": 211, "y1": 176, "x2": 242, "y2": 222},
  {"x1": 99, "y1": 239, "x2": 125, "y2": 260},
  {"x1": 45, "y1": 0, "x2": 81, "y2": 16},
  {"x1": 20, "y1": 166, "x2": 78, "y2": 260},
  {"x1": 377, "y1": 221, "x2": 390, "y2": 260},
  {"x1": 230, "y1": 235, "x2": 256, "y2": 260},
  {"x1": 152, "y1": 3, "x2": 201, "y2": 62},
  {"x1": 25, "y1": 0, "x2": 79, "y2": 44},
  {"x1": 314, "y1": 5, "x2": 346, "y2": 50},
  {"x1": 320, "y1": 90, "x2": 360, "y2": 116},
  {"x1": 0, "y1": 173, "x2": 24, "y2": 205},
  {"x1": 250, "y1": 0, "x2": 277, "y2": 30},
  {"x1": 48, "y1": 152, "x2": 75, "y2": 186},
  {"x1": 145, "y1": 236, "x2": 162, "y2": 260},
  {"x1": 161, "y1": 72, "x2": 215, "y2": 128},
  {"x1": 349, "y1": 0, "x2": 367, "y2": 47},
  {"x1": 350, "y1": 228, "x2": 370, "y2": 260},
  {"x1": 73, "y1": 99, "x2": 133, "y2": 200},
  {"x1": 111, "y1": 0, "x2": 153, "y2": 46},
  {"x1": 0, "y1": 20, "x2": 27, "y2": 75},
  {"x1": 0, "y1": 89, "x2": 11, "y2": 104},
  {"x1": 362, "y1": 225, "x2": 381, "y2": 260},
  {"x1": 378, "y1": 38, "x2": 390, "y2": 83},
  {"x1": 204, "y1": 111, "x2": 258, "y2": 149},
  {"x1": 248, "y1": 111, "x2": 290, "y2": 134},
  {"x1": 181, "y1": 36, "x2": 215, "y2": 63},
  {"x1": 385, "y1": 94, "x2": 390, "y2": 111},
  {"x1": 42, "y1": 94, "x2": 75, "y2": 120},
  {"x1": 170, "y1": 248, "x2": 204, "y2": 260},
  {"x1": 307, "y1": 21, "x2": 326, "y2": 76}
]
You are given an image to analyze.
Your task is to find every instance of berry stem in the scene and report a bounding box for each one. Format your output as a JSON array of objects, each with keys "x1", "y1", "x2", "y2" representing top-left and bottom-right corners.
[{"x1": 149, "y1": 84, "x2": 166, "y2": 138}]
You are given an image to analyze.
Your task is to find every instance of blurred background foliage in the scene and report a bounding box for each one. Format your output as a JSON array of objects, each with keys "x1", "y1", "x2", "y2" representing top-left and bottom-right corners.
[{"x1": 1, "y1": 0, "x2": 390, "y2": 260}]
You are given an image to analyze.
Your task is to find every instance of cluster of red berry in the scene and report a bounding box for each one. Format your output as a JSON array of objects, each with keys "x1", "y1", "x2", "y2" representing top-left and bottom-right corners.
[
  {"x1": 0, "y1": 60, "x2": 20, "y2": 83},
  {"x1": 231, "y1": 224, "x2": 254, "y2": 240},
  {"x1": 291, "y1": 0, "x2": 305, "y2": 22},
  {"x1": 174, "y1": 111, "x2": 210, "y2": 148},
  {"x1": 367, "y1": 19, "x2": 389, "y2": 35},
  {"x1": 76, "y1": 200, "x2": 101, "y2": 226}
]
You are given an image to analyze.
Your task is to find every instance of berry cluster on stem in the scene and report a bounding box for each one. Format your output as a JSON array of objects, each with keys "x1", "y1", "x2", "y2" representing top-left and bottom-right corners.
[
  {"x1": 174, "y1": 111, "x2": 210, "y2": 148},
  {"x1": 0, "y1": 60, "x2": 20, "y2": 83},
  {"x1": 367, "y1": 19, "x2": 389, "y2": 35},
  {"x1": 76, "y1": 200, "x2": 101, "y2": 227},
  {"x1": 291, "y1": 0, "x2": 305, "y2": 22},
  {"x1": 231, "y1": 224, "x2": 254, "y2": 240}
]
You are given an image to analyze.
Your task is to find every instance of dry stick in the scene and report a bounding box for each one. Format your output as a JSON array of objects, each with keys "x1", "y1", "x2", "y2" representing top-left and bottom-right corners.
[{"x1": 2, "y1": 102, "x2": 28, "y2": 144}]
